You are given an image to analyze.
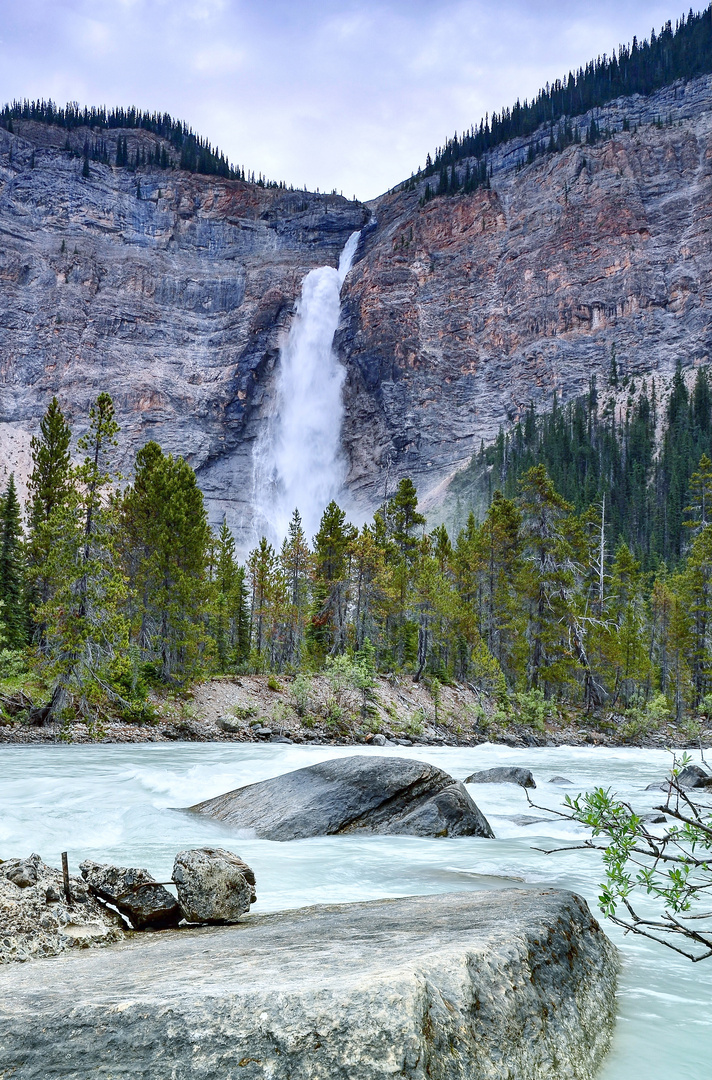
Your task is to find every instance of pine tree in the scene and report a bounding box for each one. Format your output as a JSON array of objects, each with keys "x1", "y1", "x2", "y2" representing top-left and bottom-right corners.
[
  {"x1": 41, "y1": 393, "x2": 128, "y2": 722},
  {"x1": 26, "y1": 397, "x2": 73, "y2": 630},
  {"x1": 311, "y1": 502, "x2": 356, "y2": 657},
  {"x1": 0, "y1": 475, "x2": 27, "y2": 649},
  {"x1": 121, "y1": 442, "x2": 212, "y2": 681},
  {"x1": 518, "y1": 465, "x2": 576, "y2": 693}
]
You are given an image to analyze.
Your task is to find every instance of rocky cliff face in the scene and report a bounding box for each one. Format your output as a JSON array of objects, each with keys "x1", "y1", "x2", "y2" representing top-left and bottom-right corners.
[
  {"x1": 0, "y1": 120, "x2": 366, "y2": 540},
  {"x1": 340, "y1": 75, "x2": 712, "y2": 512},
  {"x1": 2, "y1": 77, "x2": 712, "y2": 539}
]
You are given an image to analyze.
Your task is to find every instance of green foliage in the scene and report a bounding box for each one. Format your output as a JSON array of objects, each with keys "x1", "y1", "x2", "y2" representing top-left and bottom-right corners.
[
  {"x1": 0, "y1": 475, "x2": 27, "y2": 648},
  {"x1": 515, "y1": 688, "x2": 553, "y2": 730},
  {"x1": 290, "y1": 673, "x2": 312, "y2": 716},
  {"x1": 566, "y1": 755, "x2": 712, "y2": 960},
  {"x1": 267, "y1": 674, "x2": 281, "y2": 692}
]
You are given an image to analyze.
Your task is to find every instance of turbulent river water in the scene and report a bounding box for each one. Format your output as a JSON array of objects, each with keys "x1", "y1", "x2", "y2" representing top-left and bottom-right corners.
[{"x1": 2, "y1": 742, "x2": 710, "y2": 1078}]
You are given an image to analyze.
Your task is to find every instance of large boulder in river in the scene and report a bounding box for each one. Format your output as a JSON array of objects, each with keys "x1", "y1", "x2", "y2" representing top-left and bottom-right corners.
[
  {"x1": 645, "y1": 764, "x2": 712, "y2": 791},
  {"x1": 0, "y1": 889, "x2": 619, "y2": 1079},
  {"x1": 185, "y1": 756, "x2": 494, "y2": 840},
  {"x1": 80, "y1": 860, "x2": 181, "y2": 930},
  {"x1": 465, "y1": 767, "x2": 536, "y2": 789},
  {"x1": 173, "y1": 848, "x2": 256, "y2": 924}
]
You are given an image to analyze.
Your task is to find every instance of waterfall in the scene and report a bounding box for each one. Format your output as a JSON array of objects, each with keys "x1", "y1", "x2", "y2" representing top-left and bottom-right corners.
[{"x1": 253, "y1": 230, "x2": 361, "y2": 544}]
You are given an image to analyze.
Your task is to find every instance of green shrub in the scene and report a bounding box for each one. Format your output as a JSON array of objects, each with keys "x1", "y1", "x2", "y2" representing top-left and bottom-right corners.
[
  {"x1": 291, "y1": 674, "x2": 312, "y2": 716},
  {"x1": 0, "y1": 649, "x2": 28, "y2": 679},
  {"x1": 230, "y1": 704, "x2": 258, "y2": 721},
  {"x1": 267, "y1": 675, "x2": 281, "y2": 692},
  {"x1": 515, "y1": 689, "x2": 552, "y2": 730}
]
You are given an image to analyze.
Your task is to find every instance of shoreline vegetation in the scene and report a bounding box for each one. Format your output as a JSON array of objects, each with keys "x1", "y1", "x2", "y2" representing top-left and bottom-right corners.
[
  {"x1": 6, "y1": 386, "x2": 712, "y2": 747},
  {"x1": 2, "y1": 673, "x2": 711, "y2": 749}
]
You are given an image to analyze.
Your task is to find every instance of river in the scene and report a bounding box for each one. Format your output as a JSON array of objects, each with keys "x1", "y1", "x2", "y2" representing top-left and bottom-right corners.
[{"x1": 1, "y1": 742, "x2": 709, "y2": 1078}]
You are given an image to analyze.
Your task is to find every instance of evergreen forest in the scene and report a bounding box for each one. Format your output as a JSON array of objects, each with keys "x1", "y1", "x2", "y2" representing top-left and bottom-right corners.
[
  {"x1": 410, "y1": 6, "x2": 712, "y2": 201},
  {"x1": 4, "y1": 388, "x2": 712, "y2": 733}
]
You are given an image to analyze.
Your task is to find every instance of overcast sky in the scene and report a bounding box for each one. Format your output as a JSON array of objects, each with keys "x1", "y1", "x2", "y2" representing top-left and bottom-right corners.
[{"x1": 0, "y1": 1, "x2": 688, "y2": 200}]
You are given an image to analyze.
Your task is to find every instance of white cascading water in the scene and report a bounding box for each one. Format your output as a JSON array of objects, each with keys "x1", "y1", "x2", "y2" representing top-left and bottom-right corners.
[{"x1": 253, "y1": 230, "x2": 361, "y2": 543}]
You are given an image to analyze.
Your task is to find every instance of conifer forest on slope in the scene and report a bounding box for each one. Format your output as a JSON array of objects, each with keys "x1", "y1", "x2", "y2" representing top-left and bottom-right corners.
[{"x1": 4, "y1": 379, "x2": 712, "y2": 737}]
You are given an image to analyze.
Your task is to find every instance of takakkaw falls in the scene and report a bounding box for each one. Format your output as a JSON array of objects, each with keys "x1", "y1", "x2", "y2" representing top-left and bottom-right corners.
[
  {"x1": 254, "y1": 230, "x2": 362, "y2": 543},
  {"x1": 7, "y1": 9, "x2": 712, "y2": 1080}
]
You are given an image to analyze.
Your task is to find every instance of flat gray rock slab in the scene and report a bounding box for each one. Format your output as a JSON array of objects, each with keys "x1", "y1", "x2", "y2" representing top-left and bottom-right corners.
[
  {"x1": 185, "y1": 755, "x2": 494, "y2": 839},
  {"x1": 0, "y1": 888, "x2": 617, "y2": 1080}
]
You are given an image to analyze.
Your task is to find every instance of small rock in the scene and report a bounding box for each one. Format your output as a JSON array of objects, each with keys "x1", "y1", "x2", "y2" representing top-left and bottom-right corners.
[
  {"x1": 507, "y1": 815, "x2": 552, "y2": 827},
  {"x1": 465, "y1": 767, "x2": 536, "y2": 789},
  {"x1": 548, "y1": 776, "x2": 574, "y2": 785},
  {"x1": 80, "y1": 861, "x2": 181, "y2": 931},
  {"x1": 218, "y1": 715, "x2": 243, "y2": 733},
  {"x1": 370, "y1": 733, "x2": 387, "y2": 746},
  {"x1": 269, "y1": 734, "x2": 293, "y2": 743},
  {"x1": 5, "y1": 860, "x2": 38, "y2": 889},
  {"x1": 639, "y1": 813, "x2": 667, "y2": 824},
  {"x1": 172, "y1": 848, "x2": 256, "y2": 924},
  {"x1": 252, "y1": 726, "x2": 272, "y2": 738},
  {"x1": 45, "y1": 886, "x2": 60, "y2": 903}
]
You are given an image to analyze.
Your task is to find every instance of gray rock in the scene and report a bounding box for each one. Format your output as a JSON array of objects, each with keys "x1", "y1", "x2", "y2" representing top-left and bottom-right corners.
[
  {"x1": 507, "y1": 815, "x2": 552, "y2": 827},
  {"x1": 646, "y1": 764, "x2": 712, "y2": 791},
  {"x1": 185, "y1": 755, "x2": 494, "y2": 840},
  {"x1": 80, "y1": 860, "x2": 181, "y2": 931},
  {"x1": 172, "y1": 848, "x2": 256, "y2": 924},
  {"x1": 465, "y1": 767, "x2": 536, "y2": 789},
  {"x1": 677, "y1": 764, "x2": 712, "y2": 788},
  {"x1": 217, "y1": 714, "x2": 243, "y2": 733},
  {"x1": 370, "y1": 733, "x2": 387, "y2": 745},
  {"x1": 0, "y1": 854, "x2": 124, "y2": 964},
  {"x1": 269, "y1": 734, "x2": 293, "y2": 743},
  {"x1": 0, "y1": 889, "x2": 618, "y2": 1080},
  {"x1": 548, "y1": 776, "x2": 574, "y2": 784}
]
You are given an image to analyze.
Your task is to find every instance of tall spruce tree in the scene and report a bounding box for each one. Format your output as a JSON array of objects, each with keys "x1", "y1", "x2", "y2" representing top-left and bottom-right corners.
[
  {"x1": 0, "y1": 475, "x2": 27, "y2": 649},
  {"x1": 26, "y1": 397, "x2": 73, "y2": 631},
  {"x1": 42, "y1": 393, "x2": 128, "y2": 722},
  {"x1": 121, "y1": 442, "x2": 212, "y2": 681}
]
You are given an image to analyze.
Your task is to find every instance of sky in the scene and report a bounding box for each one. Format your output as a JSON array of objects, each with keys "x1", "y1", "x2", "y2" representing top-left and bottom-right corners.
[{"x1": 0, "y1": 0, "x2": 688, "y2": 200}]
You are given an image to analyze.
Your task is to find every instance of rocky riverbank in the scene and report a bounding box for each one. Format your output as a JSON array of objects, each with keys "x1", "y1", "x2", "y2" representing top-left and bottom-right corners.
[
  {"x1": 1, "y1": 673, "x2": 709, "y2": 749},
  {"x1": 0, "y1": 888, "x2": 618, "y2": 1080}
]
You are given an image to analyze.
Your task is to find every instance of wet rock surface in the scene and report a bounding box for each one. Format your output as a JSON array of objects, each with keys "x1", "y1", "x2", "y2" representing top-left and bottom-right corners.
[
  {"x1": 0, "y1": 888, "x2": 618, "y2": 1080},
  {"x1": 80, "y1": 860, "x2": 181, "y2": 930},
  {"x1": 465, "y1": 766, "x2": 536, "y2": 788},
  {"x1": 173, "y1": 847, "x2": 256, "y2": 924},
  {"x1": 186, "y1": 755, "x2": 494, "y2": 839},
  {"x1": 0, "y1": 854, "x2": 124, "y2": 964}
]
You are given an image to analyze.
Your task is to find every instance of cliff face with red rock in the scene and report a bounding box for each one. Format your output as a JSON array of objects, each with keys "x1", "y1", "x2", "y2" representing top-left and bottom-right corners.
[
  {"x1": 0, "y1": 119, "x2": 366, "y2": 539},
  {"x1": 3, "y1": 77, "x2": 712, "y2": 539},
  {"x1": 339, "y1": 75, "x2": 712, "y2": 512}
]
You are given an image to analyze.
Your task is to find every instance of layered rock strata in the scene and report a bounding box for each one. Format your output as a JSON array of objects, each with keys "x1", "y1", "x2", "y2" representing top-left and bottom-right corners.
[
  {"x1": 0, "y1": 888, "x2": 618, "y2": 1080},
  {"x1": 340, "y1": 77, "x2": 712, "y2": 510},
  {"x1": 3, "y1": 77, "x2": 712, "y2": 534},
  {"x1": 0, "y1": 119, "x2": 365, "y2": 542}
]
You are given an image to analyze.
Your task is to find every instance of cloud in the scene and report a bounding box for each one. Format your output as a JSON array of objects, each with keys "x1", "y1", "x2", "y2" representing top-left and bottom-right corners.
[{"x1": 0, "y1": 0, "x2": 683, "y2": 199}]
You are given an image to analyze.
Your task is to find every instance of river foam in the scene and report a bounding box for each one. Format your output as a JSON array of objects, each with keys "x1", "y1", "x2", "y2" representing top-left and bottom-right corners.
[{"x1": 1, "y1": 742, "x2": 710, "y2": 1078}]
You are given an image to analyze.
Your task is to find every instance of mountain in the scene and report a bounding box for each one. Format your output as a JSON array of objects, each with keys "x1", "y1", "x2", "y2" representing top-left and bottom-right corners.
[
  {"x1": 339, "y1": 72, "x2": 712, "y2": 515},
  {"x1": 3, "y1": 46, "x2": 712, "y2": 542},
  {"x1": 0, "y1": 117, "x2": 366, "y2": 541}
]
